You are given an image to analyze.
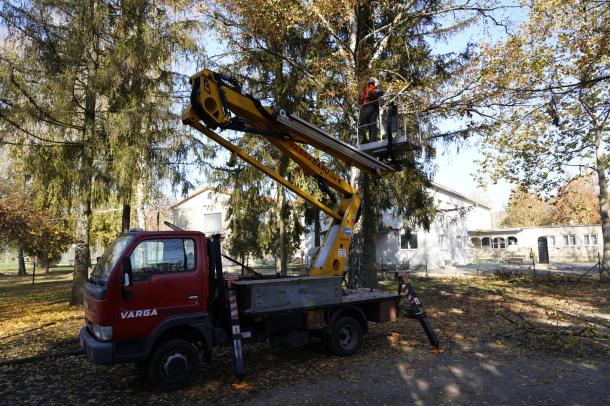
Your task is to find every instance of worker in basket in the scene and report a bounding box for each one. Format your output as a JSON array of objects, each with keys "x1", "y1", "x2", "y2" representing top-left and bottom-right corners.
[{"x1": 359, "y1": 77, "x2": 384, "y2": 144}]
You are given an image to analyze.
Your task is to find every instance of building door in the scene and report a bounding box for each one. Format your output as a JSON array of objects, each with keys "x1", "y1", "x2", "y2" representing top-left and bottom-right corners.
[{"x1": 537, "y1": 237, "x2": 549, "y2": 264}]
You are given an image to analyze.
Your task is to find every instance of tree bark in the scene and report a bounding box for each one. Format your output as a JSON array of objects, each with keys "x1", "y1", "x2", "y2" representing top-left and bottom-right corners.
[
  {"x1": 70, "y1": 0, "x2": 97, "y2": 305},
  {"x1": 346, "y1": 2, "x2": 378, "y2": 289},
  {"x1": 121, "y1": 204, "x2": 131, "y2": 233},
  {"x1": 17, "y1": 245, "x2": 26, "y2": 277},
  {"x1": 594, "y1": 131, "x2": 610, "y2": 269},
  {"x1": 276, "y1": 156, "x2": 290, "y2": 276},
  {"x1": 360, "y1": 174, "x2": 378, "y2": 288},
  {"x1": 136, "y1": 180, "x2": 146, "y2": 230},
  {"x1": 70, "y1": 146, "x2": 93, "y2": 305},
  {"x1": 44, "y1": 258, "x2": 50, "y2": 274}
]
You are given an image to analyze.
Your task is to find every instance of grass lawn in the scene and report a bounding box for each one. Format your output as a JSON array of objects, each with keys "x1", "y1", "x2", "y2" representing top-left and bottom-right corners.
[{"x1": 0, "y1": 264, "x2": 73, "y2": 275}]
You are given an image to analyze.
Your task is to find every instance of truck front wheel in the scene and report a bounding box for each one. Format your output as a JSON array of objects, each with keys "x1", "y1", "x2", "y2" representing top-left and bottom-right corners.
[
  {"x1": 147, "y1": 338, "x2": 199, "y2": 390},
  {"x1": 328, "y1": 316, "x2": 363, "y2": 356}
]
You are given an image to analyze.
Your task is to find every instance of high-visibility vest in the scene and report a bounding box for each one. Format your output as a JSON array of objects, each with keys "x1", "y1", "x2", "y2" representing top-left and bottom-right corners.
[{"x1": 360, "y1": 84, "x2": 379, "y2": 105}]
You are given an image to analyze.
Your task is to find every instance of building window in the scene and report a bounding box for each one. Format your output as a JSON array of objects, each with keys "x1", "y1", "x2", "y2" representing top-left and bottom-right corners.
[
  {"x1": 563, "y1": 234, "x2": 576, "y2": 246},
  {"x1": 507, "y1": 236, "x2": 518, "y2": 246},
  {"x1": 492, "y1": 237, "x2": 506, "y2": 249},
  {"x1": 481, "y1": 237, "x2": 490, "y2": 248},
  {"x1": 584, "y1": 234, "x2": 598, "y2": 246},
  {"x1": 548, "y1": 235, "x2": 556, "y2": 246},
  {"x1": 470, "y1": 237, "x2": 481, "y2": 248},
  {"x1": 400, "y1": 233, "x2": 418, "y2": 250}
]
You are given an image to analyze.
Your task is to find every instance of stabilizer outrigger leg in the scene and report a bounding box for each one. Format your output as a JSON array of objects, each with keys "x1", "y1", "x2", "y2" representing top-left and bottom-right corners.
[
  {"x1": 396, "y1": 273, "x2": 440, "y2": 350},
  {"x1": 227, "y1": 287, "x2": 246, "y2": 379}
]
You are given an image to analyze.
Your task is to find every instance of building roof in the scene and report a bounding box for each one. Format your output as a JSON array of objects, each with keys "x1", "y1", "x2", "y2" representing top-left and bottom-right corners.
[
  {"x1": 170, "y1": 187, "x2": 230, "y2": 209},
  {"x1": 431, "y1": 182, "x2": 492, "y2": 210}
]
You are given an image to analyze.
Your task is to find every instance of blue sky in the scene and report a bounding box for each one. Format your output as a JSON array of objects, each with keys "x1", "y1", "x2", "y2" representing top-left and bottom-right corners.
[{"x1": 429, "y1": 5, "x2": 528, "y2": 210}]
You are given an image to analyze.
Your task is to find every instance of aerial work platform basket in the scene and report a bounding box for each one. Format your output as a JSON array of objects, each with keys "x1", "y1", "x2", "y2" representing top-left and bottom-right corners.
[{"x1": 356, "y1": 95, "x2": 422, "y2": 163}]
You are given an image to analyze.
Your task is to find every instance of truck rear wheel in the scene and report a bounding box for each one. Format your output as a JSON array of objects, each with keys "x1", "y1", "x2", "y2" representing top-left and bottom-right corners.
[
  {"x1": 328, "y1": 316, "x2": 363, "y2": 356},
  {"x1": 147, "y1": 338, "x2": 199, "y2": 390}
]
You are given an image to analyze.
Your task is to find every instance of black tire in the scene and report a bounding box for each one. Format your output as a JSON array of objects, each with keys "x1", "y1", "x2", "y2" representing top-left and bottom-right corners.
[
  {"x1": 328, "y1": 316, "x2": 363, "y2": 356},
  {"x1": 147, "y1": 338, "x2": 199, "y2": 391}
]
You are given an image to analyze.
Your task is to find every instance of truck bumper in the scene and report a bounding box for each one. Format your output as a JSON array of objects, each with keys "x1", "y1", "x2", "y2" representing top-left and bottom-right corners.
[{"x1": 80, "y1": 326, "x2": 113, "y2": 365}]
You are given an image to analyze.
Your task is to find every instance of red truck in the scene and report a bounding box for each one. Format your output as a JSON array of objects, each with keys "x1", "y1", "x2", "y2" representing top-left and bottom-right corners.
[{"x1": 79, "y1": 230, "x2": 436, "y2": 390}]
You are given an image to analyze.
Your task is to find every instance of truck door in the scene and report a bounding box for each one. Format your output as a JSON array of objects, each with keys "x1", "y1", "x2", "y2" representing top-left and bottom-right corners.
[{"x1": 114, "y1": 236, "x2": 204, "y2": 340}]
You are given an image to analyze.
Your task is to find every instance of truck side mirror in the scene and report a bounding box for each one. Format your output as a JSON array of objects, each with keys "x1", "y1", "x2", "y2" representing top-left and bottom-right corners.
[{"x1": 122, "y1": 257, "x2": 133, "y2": 287}]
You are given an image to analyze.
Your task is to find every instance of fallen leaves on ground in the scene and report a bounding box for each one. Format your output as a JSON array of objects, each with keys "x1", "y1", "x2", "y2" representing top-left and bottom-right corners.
[{"x1": 0, "y1": 271, "x2": 608, "y2": 405}]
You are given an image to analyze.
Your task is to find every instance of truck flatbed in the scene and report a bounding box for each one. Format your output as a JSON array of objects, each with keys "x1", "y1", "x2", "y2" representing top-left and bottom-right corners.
[{"x1": 233, "y1": 276, "x2": 399, "y2": 317}]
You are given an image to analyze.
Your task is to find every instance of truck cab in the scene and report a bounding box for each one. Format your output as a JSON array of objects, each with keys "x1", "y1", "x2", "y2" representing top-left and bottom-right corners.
[{"x1": 80, "y1": 230, "x2": 214, "y2": 389}]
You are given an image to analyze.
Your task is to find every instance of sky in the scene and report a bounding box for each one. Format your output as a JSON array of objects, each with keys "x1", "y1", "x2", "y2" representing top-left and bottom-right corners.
[
  {"x1": 179, "y1": 4, "x2": 528, "y2": 212},
  {"x1": 428, "y1": 5, "x2": 528, "y2": 210}
]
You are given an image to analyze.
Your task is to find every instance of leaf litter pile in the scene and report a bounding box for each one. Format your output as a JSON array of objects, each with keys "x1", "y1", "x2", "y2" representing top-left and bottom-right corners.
[{"x1": 0, "y1": 271, "x2": 608, "y2": 404}]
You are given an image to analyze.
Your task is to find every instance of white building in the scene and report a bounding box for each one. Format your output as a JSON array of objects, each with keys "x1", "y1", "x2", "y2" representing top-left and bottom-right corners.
[
  {"x1": 168, "y1": 183, "x2": 493, "y2": 271},
  {"x1": 373, "y1": 183, "x2": 492, "y2": 270},
  {"x1": 469, "y1": 224, "x2": 602, "y2": 264},
  {"x1": 169, "y1": 187, "x2": 230, "y2": 235},
  {"x1": 297, "y1": 183, "x2": 492, "y2": 270}
]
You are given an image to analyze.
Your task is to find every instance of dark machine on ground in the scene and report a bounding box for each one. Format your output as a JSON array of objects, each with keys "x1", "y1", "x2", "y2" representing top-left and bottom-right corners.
[{"x1": 79, "y1": 70, "x2": 439, "y2": 390}]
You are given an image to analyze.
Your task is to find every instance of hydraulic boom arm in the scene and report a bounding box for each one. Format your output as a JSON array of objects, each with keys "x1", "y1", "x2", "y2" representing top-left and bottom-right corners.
[{"x1": 182, "y1": 69, "x2": 398, "y2": 277}]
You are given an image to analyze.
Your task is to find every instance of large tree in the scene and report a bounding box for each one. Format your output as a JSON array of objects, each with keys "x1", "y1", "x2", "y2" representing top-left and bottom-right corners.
[
  {"x1": 0, "y1": 194, "x2": 72, "y2": 275},
  {"x1": 502, "y1": 185, "x2": 553, "y2": 227},
  {"x1": 476, "y1": 0, "x2": 610, "y2": 265},
  {"x1": 205, "y1": 0, "x2": 494, "y2": 286},
  {"x1": 0, "y1": 0, "x2": 201, "y2": 303},
  {"x1": 553, "y1": 176, "x2": 601, "y2": 225}
]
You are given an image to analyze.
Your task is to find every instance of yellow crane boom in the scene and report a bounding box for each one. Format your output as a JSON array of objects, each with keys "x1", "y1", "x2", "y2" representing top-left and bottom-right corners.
[{"x1": 182, "y1": 69, "x2": 398, "y2": 277}]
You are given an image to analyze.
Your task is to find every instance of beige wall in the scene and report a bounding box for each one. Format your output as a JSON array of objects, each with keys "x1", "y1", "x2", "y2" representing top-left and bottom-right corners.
[{"x1": 469, "y1": 224, "x2": 602, "y2": 263}]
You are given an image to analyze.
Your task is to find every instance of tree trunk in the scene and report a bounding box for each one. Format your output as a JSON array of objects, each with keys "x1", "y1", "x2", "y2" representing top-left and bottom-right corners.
[
  {"x1": 70, "y1": 150, "x2": 93, "y2": 305},
  {"x1": 17, "y1": 245, "x2": 26, "y2": 277},
  {"x1": 136, "y1": 180, "x2": 146, "y2": 230},
  {"x1": 121, "y1": 204, "x2": 131, "y2": 233},
  {"x1": 44, "y1": 258, "x2": 50, "y2": 274},
  {"x1": 276, "y1": 156, "x2": 289, "y2": 276},
  {"x1": 360, "y1": 174, "x2": 378, "y2": 288},
  {"x1": 594, "y1": 131, "x2": 610, "y2": 269},
  {"x1": 70, "y1": 0, "x2": 97, "y2": 305},
  {"x1": 31, "y1": 257, "x2": 36, "y2": 285},
  {"x1": 314, "y1": 208, "x2": 321, "y2": 247}
]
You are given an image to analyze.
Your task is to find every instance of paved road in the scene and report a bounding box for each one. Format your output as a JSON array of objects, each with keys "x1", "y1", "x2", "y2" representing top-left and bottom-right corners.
[
  {"x1": 408, "y1": 261, "x2": 601, "y2": 278},
  {"x1": 242, "y1": 350, "x2": 610, "y2": 405}
]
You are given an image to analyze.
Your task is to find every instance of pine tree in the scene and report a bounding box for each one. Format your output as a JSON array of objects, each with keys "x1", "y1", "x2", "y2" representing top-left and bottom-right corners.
[{"x1": 205, "y1": 0, "x2": 489, "y2": 286}]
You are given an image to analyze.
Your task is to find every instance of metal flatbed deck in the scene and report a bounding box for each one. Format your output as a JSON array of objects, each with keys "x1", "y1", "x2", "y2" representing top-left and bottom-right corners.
[{"x1": 233, "y1": 276, "x2": 400, "y2": 316}]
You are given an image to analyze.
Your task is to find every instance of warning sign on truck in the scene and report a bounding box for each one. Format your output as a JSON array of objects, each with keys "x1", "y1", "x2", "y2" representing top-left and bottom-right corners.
[{"x1": 338, "y1": 248, "x2": 346, "y2": 257}]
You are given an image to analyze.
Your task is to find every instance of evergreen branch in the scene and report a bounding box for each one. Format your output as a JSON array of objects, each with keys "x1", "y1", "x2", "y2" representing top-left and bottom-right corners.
[
  {"x1": 0, "y1": 139, "x2": 81, "y2": 148},
  {"x1": 0, "y1": 113, "x2": 82, "y2": 146},
  {"x1": 9, "y1": 76, "x2": 83, "y2": 131},
  {"x1": 302, "y1": 1, "x2": 353, "y2": 64}
]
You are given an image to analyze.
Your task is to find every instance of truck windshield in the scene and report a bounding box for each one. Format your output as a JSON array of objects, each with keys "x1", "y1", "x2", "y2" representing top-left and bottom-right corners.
[{"x1": 90, "y1": 235, "x2": 133, "y2": 283}]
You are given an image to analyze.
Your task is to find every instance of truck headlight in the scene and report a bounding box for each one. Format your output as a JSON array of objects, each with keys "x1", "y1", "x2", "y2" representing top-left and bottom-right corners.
[{"x1": 93, "y1": 324, "x2": 113, "y2": 341}]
